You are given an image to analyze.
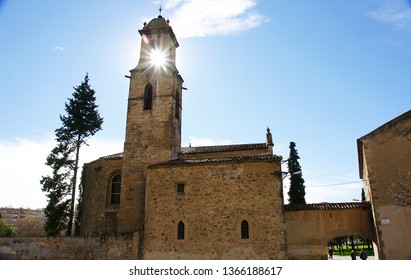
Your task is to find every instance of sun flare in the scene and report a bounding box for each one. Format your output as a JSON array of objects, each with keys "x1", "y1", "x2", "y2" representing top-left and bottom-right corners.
[{"x1": 150, "y1": 48, "x2": 167, "y2": 68}]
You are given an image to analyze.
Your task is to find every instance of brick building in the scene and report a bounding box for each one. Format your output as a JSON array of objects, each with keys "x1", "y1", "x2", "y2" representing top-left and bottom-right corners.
[
  {"x1": 0, "y1": 207, "x2": 44, "y2": 224},
  {"x1": 79, "y1": 15, "x2": 287, "y2": 259}
]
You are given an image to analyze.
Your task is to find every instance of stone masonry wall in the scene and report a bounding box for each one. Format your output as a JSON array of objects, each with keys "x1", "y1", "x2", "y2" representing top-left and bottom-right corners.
[
  {"x1": 360, "y1": 114, "x2": 411, "y2": 259},
  {"x1": 144, "y1": 158, "x2": 287, "y2": 259},
  {"x1": 0, "y1": 234, "x2": 138, "y2": 260},
  {"x1": 80, "y1": 157, "x2": 123, "y2": 236}
]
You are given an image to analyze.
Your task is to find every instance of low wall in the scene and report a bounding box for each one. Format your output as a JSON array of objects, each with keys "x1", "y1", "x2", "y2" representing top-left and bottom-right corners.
[
  {"x1": 0, "y1": 234, "x2": 139, "y2": 260},
  {"x1": 287, "y1": 245, "x2": 327, "y2": 260}
]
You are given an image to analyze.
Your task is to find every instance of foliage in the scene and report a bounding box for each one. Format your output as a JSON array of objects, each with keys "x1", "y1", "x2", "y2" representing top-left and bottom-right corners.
[
  {"x1": 0, "y1": 219, "x2": 17, "y2": 237},
  {"x1": 328, "y1": 236, "x2": 374, "y2": 256},
  {"x1": 287, "y1": 142, "x2": 306, "y2": 204},
  {"x1": 15, "y1": 217, "x2": 46, "y2": 237},
  {"x1": 390, "y1": 166, "x2": 411, "y2": 206},
  {"x1": 389, "y1": 136, "x2": 411, "y2": 206},
  {"x1": 40, "y1": 140, "x2": 73, "y2": 235},
  {"x1": 361, "y1": 188, "x2": 366, "y2": 202},
  {"x1": 59, "y1": 73, "x2": 103, "y2": 235},
  {"x1": 41, "y1": 74, "x2": 103, "y2": 236}
]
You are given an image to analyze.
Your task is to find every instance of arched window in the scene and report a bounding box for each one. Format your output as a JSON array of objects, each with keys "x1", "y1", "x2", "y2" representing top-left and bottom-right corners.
[
  {"x1": 110, "y1": 174, "x2": 121, "y2": 205},
  {"x1": 177, "y1": 221, "x2": 185, "y2": 240},
  {"x1": 241, "y1": 220, "x2": 249, "y2": 239},
  {"x1": 143, "y1": 84, "x2": 153, "y2": 110}
]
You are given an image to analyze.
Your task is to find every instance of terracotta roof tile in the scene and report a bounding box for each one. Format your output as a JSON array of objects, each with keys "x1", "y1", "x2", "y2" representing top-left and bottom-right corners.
[
  {"x1": 284, "y1": 202, "x2": 371, "y2": 211},
  {"x1": 99, "y1": 153, "x2": 123, "y2": 160},
  {"x1": 181, "y1": 143, "x2": 268, "y2": 154},
  {"x1": 95, "y1": 143, "x2": 269, "y2": 161},
  {"x1": 149, "y1": 154, "x2": 281, "y2": 168}
]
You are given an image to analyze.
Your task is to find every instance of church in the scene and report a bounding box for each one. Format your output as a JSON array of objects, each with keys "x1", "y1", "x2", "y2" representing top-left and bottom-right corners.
[
  {"x1": 80, "y1": 13, "x2": 411, "y2": 261},
  {"x1": 79, "y1": 14, "x2": 288, "y2": 259}
]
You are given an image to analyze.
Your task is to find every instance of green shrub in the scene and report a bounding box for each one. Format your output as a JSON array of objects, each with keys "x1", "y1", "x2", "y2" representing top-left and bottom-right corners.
[{"x1": 0, "y1": 219, "x2": 17, "y2": 237}]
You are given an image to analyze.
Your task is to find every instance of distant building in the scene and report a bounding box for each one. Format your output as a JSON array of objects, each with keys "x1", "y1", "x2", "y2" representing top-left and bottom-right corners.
[{"x1": 0, "y1": 207, "x2": 44, "y2": 225}]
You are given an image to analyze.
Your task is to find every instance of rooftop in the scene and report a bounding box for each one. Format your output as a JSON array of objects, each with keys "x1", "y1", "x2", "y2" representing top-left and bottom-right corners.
[
  {"x1": 144, "y1": 15, "x2": 169, "y2": 29},
  {"x1": 284, "y1": 202, "x2": 371, "y2": 211},
  {"x1": 98, "y1": 143, "x2": 272, "y2": 161},
  {"x1": 181, "y1": 143, "x2": 269, "y2": 154},
  {"x1": 149, "y1": 154, "x2": 281, "y2": 168}
]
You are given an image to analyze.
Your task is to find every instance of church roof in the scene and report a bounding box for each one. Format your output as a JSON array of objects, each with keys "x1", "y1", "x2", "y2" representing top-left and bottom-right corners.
[
  {"x1": 99, "y1": 152, "x2": 123, "y2": 160},
  {"x1": 145, "y1": 15, "x2": 169, "y2": 29},
  {"x1": 284, "y1": 201, "x2": 371, "y2": 211},
  {"x1": 149, "y1": 154, "x2": 281, "y2": 168},
  {"x1": 97, "y1": 143, "x2": 274, "y2": 163},
  {"x1": 181, "y1": 143, "x2": 269, "y2": 154},
  {"x1": 139, "y1": 15, "x2": 179, "y2": 48}
]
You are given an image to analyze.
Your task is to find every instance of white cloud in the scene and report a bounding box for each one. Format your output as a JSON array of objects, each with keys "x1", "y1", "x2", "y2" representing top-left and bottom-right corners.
[
  {"x1": 1, "y1": 135, "x2": 361, "y2": 209},
  {"x1": 368, "y1": 0, "x2": 411, "y2": 29},
  {"x1": 159, "y1": 0, "x2": 267, "y2": 38},
  {"x1": 52, "y1": 46, "x2": 64, "y2": 51},
  {"x1": 0, "y1": 136, "x2": 123, "y2": 209},
  {"x1": 163, "y1": 0, "x2": 184, "y2": 9}
]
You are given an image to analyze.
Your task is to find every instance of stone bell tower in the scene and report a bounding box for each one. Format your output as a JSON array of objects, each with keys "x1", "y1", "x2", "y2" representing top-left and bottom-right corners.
[{"x1": 117, "y1": 15, "x2": 184, "y2": 234}]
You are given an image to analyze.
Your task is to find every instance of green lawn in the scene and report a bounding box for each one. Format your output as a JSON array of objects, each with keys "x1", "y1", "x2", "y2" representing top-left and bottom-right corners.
[{"x1": 330, "y1": 244, "x2": 374, "y2": 256}]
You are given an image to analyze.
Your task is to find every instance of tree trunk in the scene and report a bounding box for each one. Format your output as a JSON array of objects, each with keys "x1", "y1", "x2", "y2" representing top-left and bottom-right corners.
[
  {"x1": 67, "y1": 136, "x2": 81, "y2": 236},
  {"x1": 350, "y1": 236, "x2": 355, "y2": 251}
]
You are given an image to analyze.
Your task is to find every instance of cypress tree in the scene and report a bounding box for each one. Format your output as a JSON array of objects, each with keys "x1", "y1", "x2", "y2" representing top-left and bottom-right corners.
[
  {"x1": 287, "y1": 141, "x2": 306, "y2": 204},
  {"x1": 361, "y1": 188, "x2": 366, "y2": 202}
]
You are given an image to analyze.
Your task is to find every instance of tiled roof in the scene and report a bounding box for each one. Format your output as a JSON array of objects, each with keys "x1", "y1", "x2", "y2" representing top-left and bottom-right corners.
[
  {"x1": 96, "y1": 143, "x2": 269, "y2": 160},
  {"x1": 149, "y1": 154, "x2": 281, "y2": 168},
  {"x1": 181, "y1": 143, "x2": 268, "y2": 154},
  {"x1": 284, "y1": 202, "x2": 371, "y2": 211},
  {"x1": 99, "y1": 153, "x2": 123, "y2": 160}
]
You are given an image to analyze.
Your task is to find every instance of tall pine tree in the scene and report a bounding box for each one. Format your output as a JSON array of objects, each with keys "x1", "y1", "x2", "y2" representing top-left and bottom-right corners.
[
  {"x1": 40, "y1": 139, "x2": 74, "y2": 235},
  {"x1": 287, "y1": 141, "x2": 306, "y2": 204},
  {"x1": 41, "y1": 74, "x2": 103, "y2": 235}
]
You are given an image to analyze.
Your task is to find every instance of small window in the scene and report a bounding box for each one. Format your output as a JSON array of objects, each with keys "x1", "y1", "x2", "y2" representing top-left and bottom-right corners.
[
  {"x1": 177, "y1": 221, "x2": 185, "y2": 240},
  {"x1": 110, "y1": 174, "x2": 121, "y2": 205},
  {"x1": 177, "y1": 183, "x2": 185, "y2": 195},
  {"x1": 143, "y1": 84, "x2": 153, "y2": 110},
  {"x1": 175, "y1": 89, "x2": 180, "y2": 118},
  {"x1": 241, "y1": 220, "x2": 249, "y2": 239}
]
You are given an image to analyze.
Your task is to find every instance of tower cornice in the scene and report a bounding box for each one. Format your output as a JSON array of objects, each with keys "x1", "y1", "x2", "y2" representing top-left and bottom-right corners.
[{"x1": 139, "y1": 16, "x2": 179, "y2": 48}]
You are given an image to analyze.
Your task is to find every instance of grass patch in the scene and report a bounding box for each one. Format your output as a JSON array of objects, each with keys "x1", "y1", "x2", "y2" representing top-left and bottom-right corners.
[{"x1": 330, "y1": 244, "x2": 374, "y2": 256}]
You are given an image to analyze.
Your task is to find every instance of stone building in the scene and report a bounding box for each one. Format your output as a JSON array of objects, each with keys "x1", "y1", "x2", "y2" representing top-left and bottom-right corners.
[
  {"x1": 78, "y1": 13, "x2": 411, "y2": 260},
  {"x1": 357, "y1": 110, "x2": 411, "y2": 259},
  {"x1": 79, "y1": 15, "x2": 287, "y2": 259}
]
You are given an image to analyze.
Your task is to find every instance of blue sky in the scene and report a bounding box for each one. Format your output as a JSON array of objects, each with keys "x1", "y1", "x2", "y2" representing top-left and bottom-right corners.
[{"x1": 0, "y1": 0, "x2": 410, "y2": 209}]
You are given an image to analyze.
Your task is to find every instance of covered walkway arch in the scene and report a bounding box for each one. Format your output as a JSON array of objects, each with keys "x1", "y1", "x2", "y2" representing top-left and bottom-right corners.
[{"x1": 284, "y1": 202, "x2": 376, "y2": 260}]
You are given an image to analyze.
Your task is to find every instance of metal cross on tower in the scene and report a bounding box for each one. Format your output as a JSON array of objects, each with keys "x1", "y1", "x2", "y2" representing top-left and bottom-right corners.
[{"x1": 158, "y1": 5, "x2": 163, "y2": 15}]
